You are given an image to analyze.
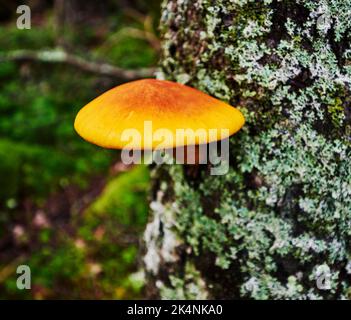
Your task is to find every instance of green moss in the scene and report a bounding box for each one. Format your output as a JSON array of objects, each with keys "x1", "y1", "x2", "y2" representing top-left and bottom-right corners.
[
  {"x1": 0, "y1": 4, "x2": 158, "y2": 300},
  {"x1": 77, "y1": 165, "x2": 150, "y2": 298},
  {"x1": 82, "y1": 165, "x2": 150, "y2": 229},
  {"x1": 1, "y1": 242, "x2": 85, "y2": 298},
  {"x1": 95, "y1": 36, "x2": 158, "y2": 69}
]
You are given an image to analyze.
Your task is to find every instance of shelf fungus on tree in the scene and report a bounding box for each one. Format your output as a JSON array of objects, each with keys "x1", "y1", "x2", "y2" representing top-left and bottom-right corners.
[{"x1": 74, "y1": 79, "x2": 245, "y2": 171}]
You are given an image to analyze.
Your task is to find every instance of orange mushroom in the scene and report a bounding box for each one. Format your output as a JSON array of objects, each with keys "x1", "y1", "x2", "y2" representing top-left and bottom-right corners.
[{"x1": 74, "y1": 79, "x2": 244, "y2": 164}]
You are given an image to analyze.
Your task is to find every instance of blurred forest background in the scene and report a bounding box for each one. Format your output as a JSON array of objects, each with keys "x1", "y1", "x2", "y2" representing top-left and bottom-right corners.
[{"x1": 0, "y1": 0, "x2": 161, "y2": 299}]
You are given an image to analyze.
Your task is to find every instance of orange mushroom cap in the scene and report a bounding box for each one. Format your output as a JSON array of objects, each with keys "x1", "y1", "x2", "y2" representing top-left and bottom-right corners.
[{"x1": 74, "y1": 79, "x2": 245, "y2": 149}]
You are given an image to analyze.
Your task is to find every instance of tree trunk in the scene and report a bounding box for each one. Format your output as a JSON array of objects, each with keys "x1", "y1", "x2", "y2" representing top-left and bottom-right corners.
[{"x1": 143, "y1": 0, "x2": 351, "y2": 299}]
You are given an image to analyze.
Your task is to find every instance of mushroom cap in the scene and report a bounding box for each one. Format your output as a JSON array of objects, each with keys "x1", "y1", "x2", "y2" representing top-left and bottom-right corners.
[{"x1": 74, "y1": 79, "x2": 245, "y2": 149}]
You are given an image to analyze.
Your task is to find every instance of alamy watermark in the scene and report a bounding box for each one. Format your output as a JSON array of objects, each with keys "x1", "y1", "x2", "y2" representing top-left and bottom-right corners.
[
  {"x1": 16, "y1": 265, "x2": 31, "y2": 290},
  {"x1": 120, "y1": 121, "x2": 231, "y2": 175},
  {"x1": 315, "y1": 264, "x2": 331, "y2": 291},
  {"x1": 16, "y1": 5, "x2": 31, "y2": 30}
]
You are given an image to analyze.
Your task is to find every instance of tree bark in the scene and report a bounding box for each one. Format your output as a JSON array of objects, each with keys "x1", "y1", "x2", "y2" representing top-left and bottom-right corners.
[{"x1": 143, "y1": 0, "x2": 351, "y2": 300}]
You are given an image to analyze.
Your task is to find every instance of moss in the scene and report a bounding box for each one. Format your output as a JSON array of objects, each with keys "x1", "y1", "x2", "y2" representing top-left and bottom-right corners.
[
  {"x1": 145, "y1": 0, "x2": 351, "y2": 299},
  {"x1": 84, "y1": 165, "x2": 150, "y2": 227},
  {"x1": 94, "y1": 37, "x2": 157, "y2": 69},
  {"x1": 75, "y1": 165, "x2": 150, "y2": 299}
]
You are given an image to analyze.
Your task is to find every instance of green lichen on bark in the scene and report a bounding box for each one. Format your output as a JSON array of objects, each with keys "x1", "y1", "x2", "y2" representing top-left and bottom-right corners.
[{"x1": 144, "y1": 0, "x2": 351, "y2": 299}]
